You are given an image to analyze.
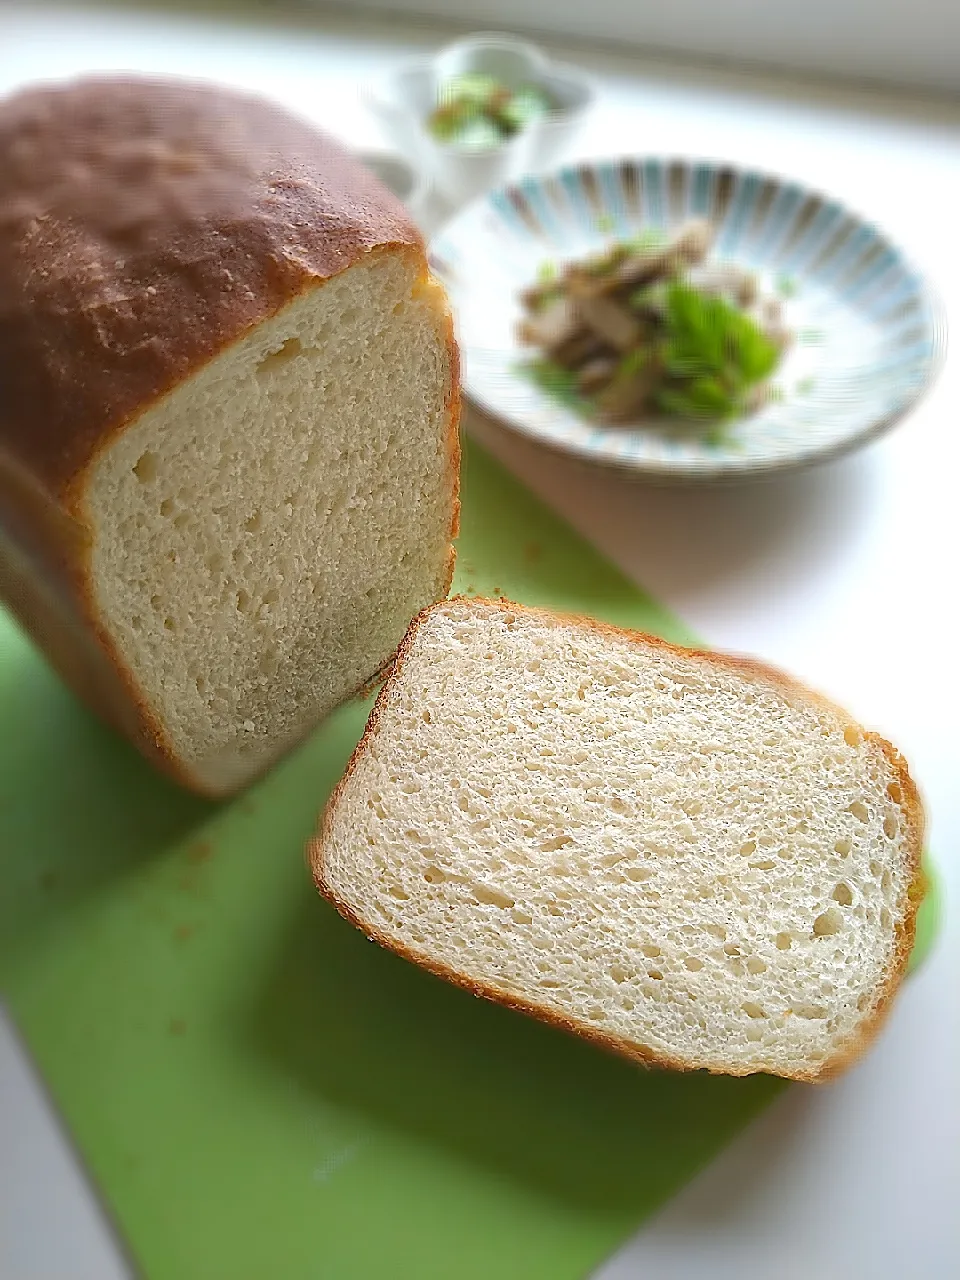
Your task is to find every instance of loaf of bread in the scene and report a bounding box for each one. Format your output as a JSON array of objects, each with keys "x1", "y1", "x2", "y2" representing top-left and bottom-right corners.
[
  {"x1": 0, "y1": 76, "x2": 460, "y2": 796},
  {"x1": 312, "y1": 599, "x2": 925, "y2": 1081}
]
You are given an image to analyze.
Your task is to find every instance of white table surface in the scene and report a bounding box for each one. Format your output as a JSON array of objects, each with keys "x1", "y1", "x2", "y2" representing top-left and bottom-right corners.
[{"x1": 1, "y1": 5, "x2": 958, "y2": 1278}]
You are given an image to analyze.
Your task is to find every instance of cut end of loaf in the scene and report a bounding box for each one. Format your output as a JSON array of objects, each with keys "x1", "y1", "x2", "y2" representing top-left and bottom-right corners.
[
  {"x1": 85, "y1": 251, "x2": 457, "y2": 795},
  {"x1": 313, "y1": 598, "x2": 923, "y2": 1082}
]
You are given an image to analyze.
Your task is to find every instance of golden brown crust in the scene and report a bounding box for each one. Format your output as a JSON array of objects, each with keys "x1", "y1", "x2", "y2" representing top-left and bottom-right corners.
[
  {"x1": 0, "y1": 75, "x2": 461, "y2": 796},
  {"x1": 0, "y1": 75, "x2": 422, "y2": 498},
  {"x1": 309, "y1": 596, "x2": 925, "y2": 1082}
]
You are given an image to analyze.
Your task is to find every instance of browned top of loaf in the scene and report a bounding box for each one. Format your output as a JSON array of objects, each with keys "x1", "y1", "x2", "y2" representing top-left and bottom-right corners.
[{"x1": 0, "y1": 75, "x2": 422, "y2": 499}]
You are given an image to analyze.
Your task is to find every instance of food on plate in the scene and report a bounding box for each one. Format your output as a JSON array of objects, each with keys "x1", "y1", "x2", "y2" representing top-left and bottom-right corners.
[
  {"x1": 427, "y1": 73, "x2": 554, "y2": 149},
  {"x1": 0, "y1": 75, "x2": 460, "y2": 797},
  {"x1": 517, "y1": 218, "x2": 791, "y2": 427},
  {"x1": 312, "y1": 598, "x2": 924, "y2": 1082}
]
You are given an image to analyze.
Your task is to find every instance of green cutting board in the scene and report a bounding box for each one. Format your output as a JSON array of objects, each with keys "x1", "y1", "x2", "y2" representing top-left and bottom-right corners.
[{"x1": 0, "y1": 437, "x2": 937, "y2": 1280}]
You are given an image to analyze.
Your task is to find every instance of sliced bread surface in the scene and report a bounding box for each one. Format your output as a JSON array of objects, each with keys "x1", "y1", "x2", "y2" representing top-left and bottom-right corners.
[{"x1": 312, "y1": 599, "x2": 924, "y2": 1082}]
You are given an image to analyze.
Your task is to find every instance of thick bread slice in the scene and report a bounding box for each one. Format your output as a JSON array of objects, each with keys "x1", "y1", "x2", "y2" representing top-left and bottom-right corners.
[
  {"x1": 312, "y1": 599, "x2": 925, "y2": 1082},
  {"x1": 0, "y1": 76, "x2": 459, "y2": 796}
]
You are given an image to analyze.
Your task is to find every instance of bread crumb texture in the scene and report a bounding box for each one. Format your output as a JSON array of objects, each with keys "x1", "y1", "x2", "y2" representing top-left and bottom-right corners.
[
  {"x1": 321, "y1": 601, "x2": 917, "y2": 1078},
  {"x1": 87, "y1": 253, "x2": 453, "y2": 792}
]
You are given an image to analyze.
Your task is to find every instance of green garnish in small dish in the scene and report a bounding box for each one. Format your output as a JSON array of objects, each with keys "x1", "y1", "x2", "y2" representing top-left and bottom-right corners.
[{"x1": 427, "y1": 73, "x2": 553, "y2": 149}]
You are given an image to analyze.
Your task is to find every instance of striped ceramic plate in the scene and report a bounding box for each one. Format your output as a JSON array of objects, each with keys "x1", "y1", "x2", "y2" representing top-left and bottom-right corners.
[{"x1": 429, "y1": 158, "x2": 946, "y2": 481}]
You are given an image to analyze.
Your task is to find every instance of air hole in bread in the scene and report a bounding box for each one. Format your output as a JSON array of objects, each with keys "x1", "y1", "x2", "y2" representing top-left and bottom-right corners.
[
  {"x1": 244, "y1": 510, "x2": 263, "y2": 534},
  {"x1": 848, "y1": 800, "x2": 870, "y2": 822},
  {"x1": 625, "y1": 866, "x2": 653, "y2": 882},
  {"x1": 887, "y1": 781, "x2": 903, "y2": 804},
  {"x1": 746, "y1": 956, "x2": 767, "y2": 974},
  {"x1": 813, "y1": 908, "x2": 843, "y2": 936},
  {"x1": 741, "y1": 1002, "x2": 766, "y2": 1018},
  {"x1": 159, "y1": 497, "x2": 174, "y2": 517},
  {"x1": 471, "y1": 884, "x2": 514, "y2": 909},
  {"x1": 835, "y1": 838, "x2": 852, "y2": 856},
  {"x1": 844, "y1": 726, "x2": 862, "y2": 747},
  {"x1": 883, "y1": 814, "x2": 898, "y2": 839},
  {"x1": 794, "y1": 1004, "x2": 827, "y2": 1019},
  {"x1": 256, "y1": 335, "x2": 303, "y2": 374},
  {"x1": 133, "y1": 451, "x2": 158, "y2": 483},
  {"x1": 538, "y1": 834, "x2": 573, "y2": 852},
  {"x1": 647, "y1": 969, "x2": 663, "y2": 981},
  {"x1": 684, "y1": 956, "x2": 703, "y2": 971},
  {"x1": 832, "y1": 882, "x2": 854, "y2": 906}
]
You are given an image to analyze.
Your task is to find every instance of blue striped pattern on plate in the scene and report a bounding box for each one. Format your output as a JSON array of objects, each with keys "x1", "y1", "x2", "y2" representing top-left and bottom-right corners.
[{"x1": 429, "y1": 157, "x2": 946, "y2": 481}]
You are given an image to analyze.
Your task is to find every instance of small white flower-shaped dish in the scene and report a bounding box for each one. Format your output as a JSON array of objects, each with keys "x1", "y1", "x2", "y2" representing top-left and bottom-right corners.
[{"x1": 366, "y1": 32, "x2": 594, "y2": 207}]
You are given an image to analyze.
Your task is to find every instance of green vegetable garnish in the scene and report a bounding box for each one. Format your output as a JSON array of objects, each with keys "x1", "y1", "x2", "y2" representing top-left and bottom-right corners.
[
  {"x1": 521, "y1": 281, "x2": 781, "y2": 424},
  {"x1": 439, "y1": 73, "x2": 501, "y2": 106},
  {"x1": 628, "y1": 282, "x2": 667, "y2": 312},
  {"x1": 618, "y1": 348, "x2": 649, "y2": 377},
  {"x1": 499, "y1": 86, "x2": 551, "y2": 131},
  {"x1": 427, "y1": 74, "x2": 552, "y2": 147},
  {"x1": 626, "y1": 229, "x2": 667, "y2": 253},
  {"x1": 661, "y1": 281, "x2": 779, "y2": 414},
  {"x1": 516, "y1": 223, "x2": 789, "y2": 428}
]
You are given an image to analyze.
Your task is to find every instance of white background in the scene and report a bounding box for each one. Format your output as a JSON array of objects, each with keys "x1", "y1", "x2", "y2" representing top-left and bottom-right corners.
[
  {"x1": 336, "y1": 0, "x2": 960, "y2": 93},
  {"x1": 0, "y1": 4, "x2": 958, "y2": 1279}
]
